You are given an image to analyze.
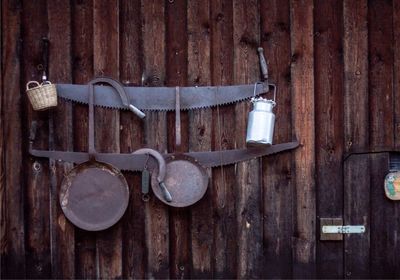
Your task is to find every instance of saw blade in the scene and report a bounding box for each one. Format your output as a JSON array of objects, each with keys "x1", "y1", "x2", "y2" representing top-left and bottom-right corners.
[
  {"x1": 30, "y1": 141, "x2": 299, "y2": 171},
  {"x1": 56, "y1": 83, "x2": 269, "y2": 111}
]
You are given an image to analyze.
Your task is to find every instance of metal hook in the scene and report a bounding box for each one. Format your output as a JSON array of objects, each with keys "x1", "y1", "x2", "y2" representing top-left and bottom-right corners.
[
  {"x1": 144, "y1": 153, "x2": 150, "y2": 170},
  {"x1": 41, "y1": 37, "x2": 49, "y2": 82}
]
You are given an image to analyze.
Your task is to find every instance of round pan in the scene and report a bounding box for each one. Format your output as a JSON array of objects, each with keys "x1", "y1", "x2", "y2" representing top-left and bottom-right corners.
[
  {"x1": 60, "y1": 77, "x2": 134, "y2": 231},
  {"x1": 60, "y1": 161, "x2": 129, "y2": 231},
  {"x1": 151, "y1": 154, "x2": 209, "y2": 207}
]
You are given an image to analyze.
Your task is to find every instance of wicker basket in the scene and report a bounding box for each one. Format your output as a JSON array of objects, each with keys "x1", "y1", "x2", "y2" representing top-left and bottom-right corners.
[{"x1": 26, "y1": 81, "x2": 58, "y2": 111}]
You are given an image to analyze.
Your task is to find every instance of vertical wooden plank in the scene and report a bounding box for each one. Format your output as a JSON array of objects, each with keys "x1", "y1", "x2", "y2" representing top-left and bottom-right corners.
[
  {"x1": 343, "y1": 155, "x2": 370, "y2": 279},
  {"x1": 393, "y1": 4, "x2": 400, "y2": 276},
  {"x1": 369, "y1": 0, "x2": 394, "y2": 149},
  {"x1": 71, "y1": 0, "x2": 95, "y2": 278},
  {"x1": 46, "y1": 1, "x2": 74, "y2": 278},
  {"x1": 368, "y1": 1, "x2": 398, "y2": 278},
  {"x1": 370, "y1": 153, "x2": 399, "y2": 278},
  {"x1": 260, "y1": 0, "x2": 293, "y2": 278},
  {"x1": 93, "y1": 1, "x2": 123, "y2": 279},
  {"x1": 0, "y1": 1, "x2": 4, "y2": 275},
  {"x1": 1, "y1": 0, "x2": 26, "y2": 278},
  {"x1": 22, "y1": 0, "x2": 52, "y2": 278},
  {"x1": 232, "y1": 0, "x2": 262, "y2": 278},
  {"x1": 119, "y1": 0, "x2": 146, "y2": 279},
  {"x1": 187, "y1": 0, "x2": 213, "y2": 278},
  {"x1": 290, "y1": 0, "x2": 316, "y2": 277},
  {"x1": 343, "y1": 0, "x2": 370, "y2": 278},
  {"x1": 141, "y1": 1, "x2": 170, "y2": 278},
  {"x1": 210, "y1": 0, "x2": 236, "y2": 278},
  {"x1": 314, "y1": 0, "x2": 344, "y2": 278},
  {"x1": 165, "y1": 0, "x2": 190, "y2": 279},
  {"x1": 395, "y1": 0, "x2": 400, "y2": 149}
]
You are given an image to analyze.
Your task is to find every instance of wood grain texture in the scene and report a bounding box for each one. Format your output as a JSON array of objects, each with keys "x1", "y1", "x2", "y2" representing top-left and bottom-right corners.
[
  {"x1": 314, "y1": 0, "x2": 344, "y2": 278},
  {"x1": 119, "y1": 0, "x2": 146, "y2": 279},
  {"x1": 343, "y1": 1, "x2": 370, "y2": 278},
  {"x1": 344, "y1": 155, "x2": 370, "y2": 279},
  {"x1": 0, "y1": 1, "x2": 4, "y2": 275},
  {"x1": 165, "y1": 0, "x2": 190, "y2": 278},
  {"x1": 394, "y1": 5, "x2": 400, "y2": 276},
  {"x1": 368, "y1": 2, "x2": 398, "y2": 277},
  {"x1": 1, "y1": 0, "x2": 25, "y2": 278},
  {"x1": 142, "y1": 0, "x2": 170, "y2": 278},
  {"x1": 210, "y1": 0, "x2": 237, "y2": 278},
  {"x1": 187, "y1": 0, "x2": 213, "y2": 278},
  {"x1": 233, "y1": 0, "x2": 262, "y2": 278},
  {"x1": 290, "y1": 0, "x2": 316, "y2": 277},
  {"x1": 47, "y1": 0, "x2": 75, "y2": 278},
  {"x1": 395, "y1": 0, "x2": 400, "y2": 149},
  {"x1": 22, "y1": 0, "x2": 51, "y2": 278},
  {"x1": 369, "y1": 0, "x2": 394, "y2": 148},
  {"x1": 71, "y1": 0, "x2": 95, "y2": 278},
  {"x1": 370, "y1": 153, "x2": 399, "y2": 278},
  {"x1": 260, "y1": 0, "x2": 293, "y2": 278},
  {"x1": 93, "y1": 1, "x2": 123, "y2": 279},
  {"x1": 3, "y1": 1, "x2": 400, "y2": 278},
  {"x1": 343, "y1": 0, "x2": 369, "y2": 152}
]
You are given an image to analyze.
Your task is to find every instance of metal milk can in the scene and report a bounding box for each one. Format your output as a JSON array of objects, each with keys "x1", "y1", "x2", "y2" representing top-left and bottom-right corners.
[{"x1": 246, "y1": 83, "x2": 276, "y2": 146}]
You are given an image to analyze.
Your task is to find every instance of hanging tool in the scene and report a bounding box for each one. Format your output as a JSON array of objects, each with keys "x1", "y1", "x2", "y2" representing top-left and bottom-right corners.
[
  {"x1": 175, "y1": 86, "x2": 181, "y2": 147},
  {"x1": 55, "y1": 82, "x2": 269, "y2": 111}
]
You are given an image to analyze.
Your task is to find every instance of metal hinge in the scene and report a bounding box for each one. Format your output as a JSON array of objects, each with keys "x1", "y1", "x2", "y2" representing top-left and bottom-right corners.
[{"x1": 322, "y1": 225, "x2": 365, "y2": 234}]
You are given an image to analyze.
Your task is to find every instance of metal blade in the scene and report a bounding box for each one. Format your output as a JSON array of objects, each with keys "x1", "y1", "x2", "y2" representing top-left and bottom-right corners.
[
  {"x1": 30, "y1": 141, "x2": 299, "y2": 171},
  {"x1": 57, "y1": 82, "x2": 269, "y2": 111},
  {"x1": 186, "y1": 141, "x2": 299, "y2": 167}
]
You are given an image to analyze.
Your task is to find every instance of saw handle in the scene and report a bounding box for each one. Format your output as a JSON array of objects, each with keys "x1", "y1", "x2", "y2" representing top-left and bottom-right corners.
[
  {"x1": 257, "y1": 47, "x2": 268, "y2": 81},
  {"x1": 89, "y1": 77, "x2": 145, "y2": 119},
  {"x1": 159, "y1": 182, "x2": 172, "y2": 202},
  {"x1": 129, "y1": 104, "x2": 146, "y2": 119}
]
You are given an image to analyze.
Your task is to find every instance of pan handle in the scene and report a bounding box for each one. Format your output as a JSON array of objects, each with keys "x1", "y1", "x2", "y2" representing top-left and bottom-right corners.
[{"x1": 132, "y1": 148, "x2": 172, "y2": 202}]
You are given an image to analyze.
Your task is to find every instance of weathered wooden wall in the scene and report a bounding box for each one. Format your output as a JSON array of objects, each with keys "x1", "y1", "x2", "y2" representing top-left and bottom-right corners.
[{"x1": 1, "y1": 0, "x2": 400, "y2": 278}]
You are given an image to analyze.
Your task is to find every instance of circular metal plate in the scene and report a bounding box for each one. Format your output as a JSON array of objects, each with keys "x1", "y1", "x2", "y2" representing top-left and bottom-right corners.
[
  {"x1": 60, "y1": 161, "x2": 129, "y2": 231},
  {"x1": 151, "y1": 154, "x2": 208, "y2": 207}
]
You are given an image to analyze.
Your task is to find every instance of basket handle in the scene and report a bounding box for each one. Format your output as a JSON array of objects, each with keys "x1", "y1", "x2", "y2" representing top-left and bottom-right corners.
[
  {"x1": 26, "y1": 81, "x2": 40, "y2": 91},
  {"x1": 41, "y1": 81, "x2": 52, "y2": 86}
]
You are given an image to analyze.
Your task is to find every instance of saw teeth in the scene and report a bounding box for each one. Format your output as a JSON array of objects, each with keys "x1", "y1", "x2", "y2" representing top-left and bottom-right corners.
[{"x1": 60, "y1": 93, "x2": 257, "y2": 111}]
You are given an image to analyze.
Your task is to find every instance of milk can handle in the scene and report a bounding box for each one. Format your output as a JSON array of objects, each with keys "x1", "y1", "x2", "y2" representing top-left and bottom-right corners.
[{"x1": 252, "y1": 82, "x2": 276, "y2": 103}]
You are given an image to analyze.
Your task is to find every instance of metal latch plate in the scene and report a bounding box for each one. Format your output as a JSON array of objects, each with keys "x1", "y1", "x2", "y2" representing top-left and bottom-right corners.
[
  {"x1": 322, "y1": 225, "x2": 365, "y2": 234},
  {"x1": 320, "y1": 218, "x2": 366, "y2": 241}
]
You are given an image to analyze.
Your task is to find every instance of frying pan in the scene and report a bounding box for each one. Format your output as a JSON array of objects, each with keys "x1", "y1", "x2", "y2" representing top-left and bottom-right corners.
[
  {"x1": 151, "y1": 154, "x2": 209, "y2": 207},
  {"x1": 60, "y1": 77, "x2": 144, "y2": 231}
]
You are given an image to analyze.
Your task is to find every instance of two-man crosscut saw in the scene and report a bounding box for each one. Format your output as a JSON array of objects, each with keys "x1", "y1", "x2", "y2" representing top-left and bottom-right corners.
[
  {"x1": 30, "y1": 135, "x2": 299, "y2": 172},
  {"x1": 56, "y1": 82, "x2": 270, "y2": 111}
]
